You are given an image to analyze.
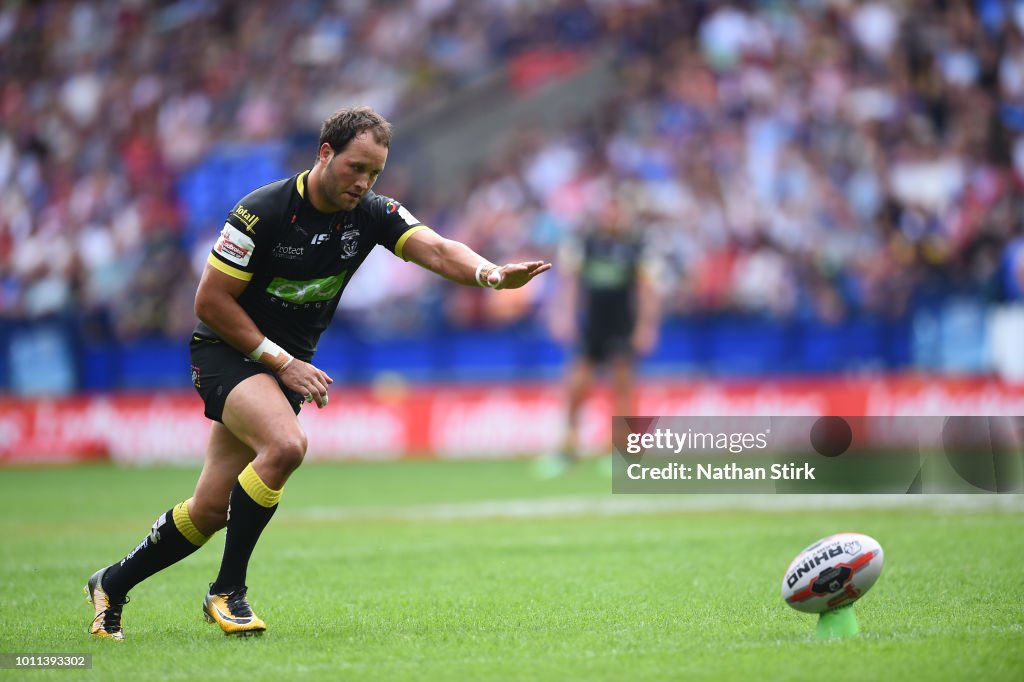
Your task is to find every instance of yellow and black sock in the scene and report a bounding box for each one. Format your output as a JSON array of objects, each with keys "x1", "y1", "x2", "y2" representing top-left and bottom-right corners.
[
  {"x1": 102, "y1": 499, "x2": 210, "y2": 600},
  {"x1": 210, "y1": 463, "x2": 282, "y2": 594}
]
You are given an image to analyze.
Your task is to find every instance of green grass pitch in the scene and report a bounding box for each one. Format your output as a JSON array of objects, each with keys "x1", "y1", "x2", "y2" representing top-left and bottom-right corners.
[{"x1": 0, "y1": 459, "x2": 1021, "y2": 681}]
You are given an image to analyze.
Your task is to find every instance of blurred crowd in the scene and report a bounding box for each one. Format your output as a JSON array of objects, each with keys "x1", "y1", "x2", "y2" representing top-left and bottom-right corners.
[
  {"x1": 3, "y1": 0, "x2": 1024, "y2": 342},
  {"x1": 435, "y1": 0, "x2": 1024, "y2": 330}
]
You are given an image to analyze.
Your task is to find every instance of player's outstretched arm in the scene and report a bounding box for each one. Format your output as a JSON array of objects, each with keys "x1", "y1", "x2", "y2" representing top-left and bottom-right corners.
[{"x1": 401, "y1": 228, "x2": 551, "y2": 289}]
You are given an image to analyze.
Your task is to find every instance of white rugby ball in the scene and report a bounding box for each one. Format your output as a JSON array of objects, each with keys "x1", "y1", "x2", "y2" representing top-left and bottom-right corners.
[{"x1": 781, "y1": 533, "x2": 884, "y2": 613}]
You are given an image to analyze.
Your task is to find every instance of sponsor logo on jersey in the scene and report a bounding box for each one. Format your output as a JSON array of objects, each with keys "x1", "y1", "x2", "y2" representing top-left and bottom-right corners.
[
  {"x1": 397, "y1": 204, "x2": 420, "y2": 227},
  {"x1": 272, "y1": 243, "x2": 305, "y2": 259},
  {"x1": 231, "y1": 204, "x2": 260, "y2": 233},
  {"x1": 339, "y1": 229, "x2": 360, "y2": 259},
  {"x1": 265, "y1": 272, "x2": 348, "y2": 304},
  {"x1": 387, "y1": 200, "x2": 420, "y2": 227},
  {"x1": 311, "y1": 234, "x2": 329, "y2": 245},
  {"x1": 584, "y1": 258, "x2": 630, "y2": 288},
  {"x1": 214, "y1": 224, "x2": 255, "y2": 267}
]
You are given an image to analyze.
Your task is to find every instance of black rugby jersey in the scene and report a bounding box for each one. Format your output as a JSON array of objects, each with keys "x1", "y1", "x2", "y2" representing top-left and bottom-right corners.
[
  {"x1": 195, "y1": 170, "x2": 428, "y2": 359},
  {"x1": 565, "y1": 231, "x2": 651, "y2": 334}
]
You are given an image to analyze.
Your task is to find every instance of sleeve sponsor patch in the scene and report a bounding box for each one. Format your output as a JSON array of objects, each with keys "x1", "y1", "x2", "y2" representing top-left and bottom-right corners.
[
  {"x1": 213, "y1": 223, "x2": 256, "y2": 267},
  {"x1": 230, "y1": 204, "x2": 260, "y2": 232},
  {"x1": 397, "y1": 204, "x2": 421, "y2": 227}
]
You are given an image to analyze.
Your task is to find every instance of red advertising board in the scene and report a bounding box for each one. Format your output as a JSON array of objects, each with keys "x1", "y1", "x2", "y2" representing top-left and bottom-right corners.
[{"x1": 2, "y1": 377, "x2": 1024, "y2": 465}]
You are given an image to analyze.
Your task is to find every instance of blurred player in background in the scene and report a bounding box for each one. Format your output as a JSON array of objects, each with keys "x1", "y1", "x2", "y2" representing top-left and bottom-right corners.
[
  {"x1": 85, "y1": 106, "x2": 550, "y2": 639},
  {"x1": 537, "y1": 194, "x2": 662, "y2": 478}
]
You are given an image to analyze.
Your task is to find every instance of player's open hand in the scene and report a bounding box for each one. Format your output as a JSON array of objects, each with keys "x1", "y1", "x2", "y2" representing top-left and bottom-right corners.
[{"x1": 494, "y1": 261, "x2": 552, "y2": 289}]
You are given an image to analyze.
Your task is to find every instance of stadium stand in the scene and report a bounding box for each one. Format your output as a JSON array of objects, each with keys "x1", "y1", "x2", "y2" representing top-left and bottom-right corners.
[{"x1": 2, "y1": 0, "x2": 1023, "y2": 391}]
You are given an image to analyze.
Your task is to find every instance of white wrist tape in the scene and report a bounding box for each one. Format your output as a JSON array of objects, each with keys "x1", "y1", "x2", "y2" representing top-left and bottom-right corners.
[
  {"x1": 249, "y1": 337, "x2": 292, "y2": 372},
  {"x1": 249, "y1": 337, "x2": 284, "y2": 360},
  {"x1": 474, "y1": 263, "x2": 500, "y2": 288}
]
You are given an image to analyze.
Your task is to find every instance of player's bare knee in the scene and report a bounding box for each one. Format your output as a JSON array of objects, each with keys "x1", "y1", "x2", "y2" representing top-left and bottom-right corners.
[{"x1": 266, "y1": 431, "x2": 307, "y2": 473}]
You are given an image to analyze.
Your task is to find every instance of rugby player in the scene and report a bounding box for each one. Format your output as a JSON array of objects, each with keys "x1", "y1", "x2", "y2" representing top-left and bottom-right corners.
[
  {"x1": 536, "y1": 195, "x2": 660, "y2": 478},
  {"x1": 85, "y1": 106, "x2": 550, "y2": 638}
]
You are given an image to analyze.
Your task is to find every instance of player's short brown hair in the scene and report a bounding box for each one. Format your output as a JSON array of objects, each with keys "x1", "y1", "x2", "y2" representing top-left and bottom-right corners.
[{"x1": 319, "y1": 106, "x2": 392, "y2": 153}]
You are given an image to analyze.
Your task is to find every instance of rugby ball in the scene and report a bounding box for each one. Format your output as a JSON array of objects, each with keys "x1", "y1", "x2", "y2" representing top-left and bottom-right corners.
[{"x1": 781, "y1": 533, "x2": 884, "y2": 613}]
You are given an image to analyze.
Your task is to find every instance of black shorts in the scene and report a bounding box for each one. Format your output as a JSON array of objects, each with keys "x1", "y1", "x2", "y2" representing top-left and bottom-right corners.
[
  {"x1": 581, "y1": 323, "x2": 634, "y2": 364},
  {"x1": 190, "y1": 336, "x2": 304, "y2": 423}
]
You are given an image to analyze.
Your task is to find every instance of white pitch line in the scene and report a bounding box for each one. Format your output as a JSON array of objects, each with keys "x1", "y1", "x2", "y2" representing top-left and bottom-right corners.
[{"x1": 284, "y1": 494, "x2": 1024, "y2": 523}]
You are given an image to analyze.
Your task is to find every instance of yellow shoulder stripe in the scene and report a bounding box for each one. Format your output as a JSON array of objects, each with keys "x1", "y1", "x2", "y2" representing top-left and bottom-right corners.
[
  {"x1": 395, "y1": 225, "x2": 431, "y2": 261},
  {"x1": 207, "y1": 253, "x2": 253, "y2": 281},
  {"x1": 297, "y1": 170, "x2": 309, "y2": 199}
]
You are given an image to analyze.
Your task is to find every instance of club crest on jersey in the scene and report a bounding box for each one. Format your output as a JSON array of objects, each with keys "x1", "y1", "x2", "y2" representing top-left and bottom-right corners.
[{"x1": 339, "y1": 229, "x2": 359, "y2": 259}]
